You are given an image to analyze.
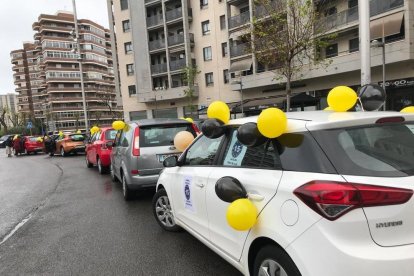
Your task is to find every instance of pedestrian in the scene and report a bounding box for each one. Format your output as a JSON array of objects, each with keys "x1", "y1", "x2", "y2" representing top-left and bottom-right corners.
[
  {"x1": 13, "y1": 135, "x2": 22, "y2": 156},
  {"x1": 5, "y1": 135, "x2": 13, "y2": 157}
]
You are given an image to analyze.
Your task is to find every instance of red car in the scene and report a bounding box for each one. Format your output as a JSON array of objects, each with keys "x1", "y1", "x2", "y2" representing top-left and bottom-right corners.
[
  {"x1": 24, "y1": 136, "x2": 44, "y2": 154},
  {"x1": 85, "y1": 127, "x2": 117, "y2": 174}
]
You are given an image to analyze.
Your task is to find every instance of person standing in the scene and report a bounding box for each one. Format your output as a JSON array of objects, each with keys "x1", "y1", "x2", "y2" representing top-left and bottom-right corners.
[{"x1": 5, "y1": 135, "x2": 13, "y2": 157}]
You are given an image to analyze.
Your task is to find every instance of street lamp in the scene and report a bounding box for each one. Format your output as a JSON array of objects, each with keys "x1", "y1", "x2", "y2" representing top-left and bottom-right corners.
[
  {"x1": 72, "y1": 0, "x2": 89, "y2": 132},
  {"x1": 371, "y1": 38, "x2": 386, "y2": 110}
]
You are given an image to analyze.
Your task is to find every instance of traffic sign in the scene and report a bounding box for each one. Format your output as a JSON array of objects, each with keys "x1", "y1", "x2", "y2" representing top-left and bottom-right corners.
[{"x1": 26, "y1": 121, "x2": 33, "y2": 129}]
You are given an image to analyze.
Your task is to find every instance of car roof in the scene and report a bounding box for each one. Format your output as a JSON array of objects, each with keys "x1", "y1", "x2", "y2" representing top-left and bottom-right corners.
[
  {"x1": 129, "y1": 118, "x2": 192, "y2": 127},
  {"x1": 229, "y1": 111, "x2": 414, "y2": 132}
]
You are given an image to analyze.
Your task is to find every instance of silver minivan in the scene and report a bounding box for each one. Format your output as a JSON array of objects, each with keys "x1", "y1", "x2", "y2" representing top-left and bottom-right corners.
[{"x1": 110, "y1": 119, "x2": 198, "y2": 200}]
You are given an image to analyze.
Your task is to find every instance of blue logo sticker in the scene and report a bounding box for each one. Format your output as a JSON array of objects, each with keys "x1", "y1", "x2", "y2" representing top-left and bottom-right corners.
[
  {"x1": 232, "y1": 141, "x2": 243, "y2": 158},
  {"x1": 184, "y1": 184, "x2": 190, "y2": 200}
]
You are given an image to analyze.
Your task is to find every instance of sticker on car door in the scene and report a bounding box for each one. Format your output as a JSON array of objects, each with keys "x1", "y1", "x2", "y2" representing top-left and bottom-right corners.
[{"x1": 183, "y1": 176, "x2": 196, "y2": 212}]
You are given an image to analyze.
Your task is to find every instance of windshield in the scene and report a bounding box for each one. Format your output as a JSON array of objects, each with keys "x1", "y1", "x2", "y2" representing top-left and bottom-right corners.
[
  {"x1": 313, "y1": 122, "x2": 414, "y2": 177},
  {"x1": 140, "y1": 124, "x2": 195, "y2": 147},
  {"x1": 69, "y1": 134, "x2": 86, "y2": 141}
]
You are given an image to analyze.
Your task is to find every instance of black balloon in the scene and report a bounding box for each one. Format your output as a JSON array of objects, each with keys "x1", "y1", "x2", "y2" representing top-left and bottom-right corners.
[
  {"x1": 237, "y1": 122, "x2": 267, "y2": 147},
  {"x1": 358, "y1": 84, "x2": 386, "y2": 111},
  {"x1": 201, "y1": 119, "x2": 226, "y2": 139},
  {"x1": 215, "y1": 176, "x2": 247, "y2": 203}
]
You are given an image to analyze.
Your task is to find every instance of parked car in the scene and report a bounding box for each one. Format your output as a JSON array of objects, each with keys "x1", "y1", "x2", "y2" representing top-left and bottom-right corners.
[
  {"x1": 24, "y1": 136, "x2": 44, "y2": 154},
  {"x1": 110, "y1": 118, "x2": 199, "y2": 200},
  {"x1": 85, "y1": 127, "x2": 117, "y2": 174},
  {"x1": 0, "y1": 134, "x2": 16, "y2": 148},
  {"x1": 153, "y1": 111, "x2": 414, "y2": 276},
  {"x1": 53, "y1": 133, "x2": 86, "y2": 156}
]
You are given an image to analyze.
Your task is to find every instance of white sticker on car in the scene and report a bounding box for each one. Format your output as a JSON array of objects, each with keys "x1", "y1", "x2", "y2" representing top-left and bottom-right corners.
[
  {"x1": 183, "y1": 176, "x2": 195, "y2": 212},
  {"x1": 223, "y1": 131, "x2": 247, "y2": 167}
]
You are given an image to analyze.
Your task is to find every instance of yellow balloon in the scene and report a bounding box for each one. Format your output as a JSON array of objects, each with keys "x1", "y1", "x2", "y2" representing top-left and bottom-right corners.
[
  {"x1": 112, "y1": 121, "x2": 126, "y2": 131},
  {"x1": 257, "y1": 108, "x2": 287, "y2": 138},
  {"x1": 226, "y1": 199, "x2": 257, "y2": 231},
  {"x1": 37, "y1": 137, "x2": 43, "y2": 142},
  {"x1": 185, "y1": 117, "x2": 194, "y2": 123},
  {"x1": 324, "y1": 106, "x2": 333, "y2": 111},
  {"x1": 90, "y1": 126, "x2": 99, "y2": 134},
  {"x1": 174, "y1": 131, "x2": 195, "y2": 152},
  {"x1": 58, "y1": 131, "x2": 64, "y2": 137},
  {"x1": 327, "y1": 86, "x2": 357, "y2": 112},
  {"x1": 76, "y1": 130, "x2": 81, "y2": 134},
  {"x1": 207, "y1": 101, "x2": 230, "y2": 124},
  {"x1": 401, "y1": 106, "x2": 414, "y2": 113}
]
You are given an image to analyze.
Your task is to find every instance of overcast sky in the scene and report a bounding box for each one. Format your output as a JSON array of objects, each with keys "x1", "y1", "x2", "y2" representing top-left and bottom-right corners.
[{"x1": 0, "y1": 0, "x2": 109, "y2": 95}]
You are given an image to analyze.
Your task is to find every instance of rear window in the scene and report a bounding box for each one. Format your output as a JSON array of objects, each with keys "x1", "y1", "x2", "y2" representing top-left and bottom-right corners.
[
  {"x1": 140, "y1": 124, "x2": 195, "y2": 147},
  {"x1": 313, "y1": 122, "x2": 414, "y2": 177},
  {"x1": 29, "y1": 137, "x2": 39, "y2": 142},
  {"x1": 105, "y1": 129, "x2": 117, "y2": 140},
  {"x1": 69, "y1": 134, "x2": 86, "y2": 141}
]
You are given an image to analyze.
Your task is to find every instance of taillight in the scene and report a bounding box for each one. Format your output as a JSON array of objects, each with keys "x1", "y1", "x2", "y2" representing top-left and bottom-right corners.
[
  {"x1": 376, "y1": 116, "x2": 405, "y2": 124},
  {"x1": 191, "y1": 123, "x2": 200, "y2": 135},
  {"x1": 132, "y1": 127, "x2": 140, "y2": 156},
  {"x1": 294, "y1": 181, "x2": 413, "y2": 221}
]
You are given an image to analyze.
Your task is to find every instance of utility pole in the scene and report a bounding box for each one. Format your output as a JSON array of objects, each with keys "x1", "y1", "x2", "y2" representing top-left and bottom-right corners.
[
  {"x1": 359, "y1": 0, "x2": 371, "y2": 85},
  {"x1": 72, "y1": 0, "x2": 89, "y2": 132}
]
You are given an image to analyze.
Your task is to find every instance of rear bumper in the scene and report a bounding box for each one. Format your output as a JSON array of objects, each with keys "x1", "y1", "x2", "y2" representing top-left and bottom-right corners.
[
  {"x1": 127, "y1": 173, "x2": 159, "y2": 190},
  {"x1": 67, "y1": 147, "x2": 85, "y2": 153},
  {"x1": 286, "y1": 215, "x2": 414, "y2": 276}
]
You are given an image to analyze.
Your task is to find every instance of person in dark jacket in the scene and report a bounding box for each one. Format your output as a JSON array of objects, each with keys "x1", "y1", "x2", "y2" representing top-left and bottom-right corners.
[{"x1": 5, "y1": 136, "x2": 13, "y2": 157}]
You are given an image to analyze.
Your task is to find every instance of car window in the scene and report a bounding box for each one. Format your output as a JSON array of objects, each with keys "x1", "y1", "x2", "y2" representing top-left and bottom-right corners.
[
  {"x1": 184, "y1": 135, "x2": 224, "y2": 166},
  {"x1": 69, "y1": 134, "x2": 86, "y2": 141},
  {"x1": 221, "y1": 129, "x2": 282, "y2": 170},
  {"x1": 105, "y1": 129, "x2": 117, "y2": 140},
  {"x1": 313, "y1": 123, "x2": 414, "y2": 177},
  {"x1": 29, "y1": 137, "x2": 38, "y2": 142},
  {"x1": 119, "y1": 127, "x2": 133, "y2": 147},
  {"x1": 140, "y1": 124, "x2": 195, "y2": 147}
]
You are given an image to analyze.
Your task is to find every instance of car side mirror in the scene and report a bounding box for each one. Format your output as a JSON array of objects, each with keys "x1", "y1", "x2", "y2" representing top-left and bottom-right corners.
[
  {"x1": 163, "y1": 155, "x2": 178, "y2": 167},
  {"x1": 215, "y1": 176, "x2": 247, "y2": 203}
]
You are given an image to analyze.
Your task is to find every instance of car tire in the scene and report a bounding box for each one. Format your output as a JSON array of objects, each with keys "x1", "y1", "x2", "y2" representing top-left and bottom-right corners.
[
  {"x1": 86, "y1": 155, "x2": 93, "y2": 168},
  {"x1": 34, "y1": 151, "x2": 38, "y2": 155},
  {"x1": 152, "y1": 189, "x2": 182, "y2": 232},
  {"x1": 97, "y1": 157, "x2": 108, "y2": 174},
  {"x1": 60, "y1": 147, "x2": 66, "y2": 157},
  {"x1": 253, "y1": 245, "x2": 301, "y2": 276},
  {"x1": 122, "y1": 173, "x2": 133, "y2": 201},
  {"x1": 110, "y1": 164, "x2": 118, "y2": 182}
]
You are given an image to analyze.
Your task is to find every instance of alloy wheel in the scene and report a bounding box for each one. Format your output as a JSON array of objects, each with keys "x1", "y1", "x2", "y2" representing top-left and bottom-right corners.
[
  {"x1": 155, "y1": 196, "x2": 175, "y2": 228},
  {"x1": 258, "y1": 259, "x2": 288, "y2": 276}
]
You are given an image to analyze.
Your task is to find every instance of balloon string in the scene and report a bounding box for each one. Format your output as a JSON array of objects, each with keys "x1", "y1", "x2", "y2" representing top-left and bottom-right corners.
[{"x1": 357, "y1": 97, "x2": 365, "y2": 112}]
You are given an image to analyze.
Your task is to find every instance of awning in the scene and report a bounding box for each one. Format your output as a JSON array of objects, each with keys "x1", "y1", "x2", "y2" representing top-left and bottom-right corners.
[
  {"x1": 232, "y1": 96, "x2": 284, "y2": 113},
  {"x1": 370, "y1": 11, "x2": 404, "y2": 40},
  {"x1": 229, "y1": 59, "x2": 252, "y2": 72}
]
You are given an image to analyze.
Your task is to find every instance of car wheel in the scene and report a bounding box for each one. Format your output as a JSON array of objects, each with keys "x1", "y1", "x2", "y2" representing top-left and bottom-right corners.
[
  {"x1": 122, "y1": 174, "x2": 133, "y2": 201},
  {"x1": 253, "y1": 245, "x2": 301, "y2": 276},
  {"x1": 97, "y1": 157, "x2": 108, "y2": 174},
  {"x1": 86, "y1": 155, "x2": 93, "y2": 168},
  {"x1": 60, "y1": 147, "x2": 66, "y2": 157},
  {"x1": 110, "y1": 164, "x2": 118, "y2": 182},
  {"x1": 152, "y1": 189, "x2": 181, "y2": 232},
  {"x1": 34, "y1": 151, "x2": 38, "y2": 155}
]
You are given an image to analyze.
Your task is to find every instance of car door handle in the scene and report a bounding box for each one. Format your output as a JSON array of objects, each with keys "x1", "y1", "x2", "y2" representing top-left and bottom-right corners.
[
  {"x1": 248, "y1": 193, "x2": 264, "y2": 202},
  {"x1": 195, "y1": 183, "x2": 205, "y2": 188}
]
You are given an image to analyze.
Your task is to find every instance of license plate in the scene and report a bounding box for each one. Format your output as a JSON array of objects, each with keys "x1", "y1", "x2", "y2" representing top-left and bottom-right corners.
[
  {"x1": 76, "y1": 145, "x2": 85, "y2": 148},
  {"x1": 158, "y1": 153, "x2": 180, "y2": 162}
]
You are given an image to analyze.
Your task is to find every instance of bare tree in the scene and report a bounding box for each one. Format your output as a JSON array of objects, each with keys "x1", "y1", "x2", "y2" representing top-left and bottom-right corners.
[
  {"x1": 0, "y1": 109, "x2": 8, "y2": 133},
  {"x1": 182, "y1": 65, "x2": 200, "y2": 118},
  {"x1": 251, "y1": 0, "x2": 335, "y2": 110},
  {"x1": 97, "y1": 90, "x2": 117, "y2": 120}
]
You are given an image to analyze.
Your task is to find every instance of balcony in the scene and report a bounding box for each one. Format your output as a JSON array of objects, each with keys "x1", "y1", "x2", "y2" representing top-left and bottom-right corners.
[
  {"x1": 138, "y1": 85, "x2": 199, "y2": 103},
  {"x1": 151, "y1": 63, "x2": 168, "y2": 75},
  {"x1": 255, "y1": 2, "x2": 279, "y2": 17},
  {"x1": 230, "y1": 42, "x2": 250, "y2": 58},
  {"x1": 165, "y1": 7, "x2": 182, "y2": 22},
  {"x1": 145, "y1": 0, "x2": 161, "y2": 4},
  {"x1": 167, "y1": 34, "x2": 184, "y2": 46},
  {"x1": 228, "y1": 11, "x2": 250, "y2": 29},
  {"x1": 169, "y1": 59, "x2": 186, "y2": 72},
  {"x1": 149, "y1": 39, "x2": 166, "y2": 51},
  {"x1": 146, "y1": 15, "x2": 163, "y2": 28}
]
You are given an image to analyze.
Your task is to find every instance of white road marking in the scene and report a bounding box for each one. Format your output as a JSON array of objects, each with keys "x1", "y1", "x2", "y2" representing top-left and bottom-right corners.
[{"x1": 0, "y1": 213, "x2": 33, "y2": 246}]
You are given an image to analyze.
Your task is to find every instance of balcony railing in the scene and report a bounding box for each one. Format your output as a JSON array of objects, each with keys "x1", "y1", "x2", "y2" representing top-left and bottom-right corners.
[
  {"x1": 145, "y1": 0, "x2": 160, "y2": 3},
  {"x1": 255, "y1": 2, "x2": 279, "y2": 17},
  {"x1": 318, "y1": 0, "x2": 404, "y2": 31},
  {"x1": 166, "y1": 7, "x2": 183, "y2": 22},
  {"x1": 151, "y1": 63, "x2": 168, "y2": 74},
  {"x1": 146, "y1": 15, "x2": 163, "y2": 28},
  {"x1": 169, "y1": 59, "x2": 186, "y2": 71},
  {"x1": 230, "y1": 42, "x2": 250, "y2": 58},
  {"x1": 168, "y1": 34, "x2": 184, "y2": 46},
  {"x1": 228, "y1": 11, "x2": 250, "y2": 29},
  {"x1": 149, "y1": 39, "x2": 165, "y2": 51}
]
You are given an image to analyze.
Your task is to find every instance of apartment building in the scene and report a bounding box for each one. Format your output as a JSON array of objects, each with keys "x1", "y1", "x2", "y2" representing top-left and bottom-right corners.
[
  {"x1": 110, "y1": 0, "x2": 414, "y2": 119},
  {"x1": 10, "y1": 11, "x2": 120, "y2": 132}
]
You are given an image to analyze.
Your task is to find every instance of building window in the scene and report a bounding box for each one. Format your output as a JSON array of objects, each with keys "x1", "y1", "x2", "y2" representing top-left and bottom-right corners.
[
  {"x1": 128, "y1": 85, "x2": 136, "y2": 96},
  {"x1": 130, "y1": 111, "x2": 147, "y2": 120},
  {"x1": 326, "y1": 43, "x2": 338, "y2": 58},
  {"x1": 223, "y1": 69, "x2": 229, "y2": 84},
  {"x1": 120, "y1": 0, "x2": 128, "y2": 10},
  {"x1": 205, "y1": 72, "x2": 214, "y2": 86},
  {"x1": 325, "y1": 6, "x2": 337, "y2": 16},
  {"x1": 220, "y1": 15, "x2": 226, "y2": 30},
  {"x1": 349, "y1": 38, "x2": 359, "y2": 53},
  {"x1": 200, "y1": 0, "x2": 208, "y2": 8},
  {"x1": 221, "y1": 42, "x2": 228, "y2": 57},
  {"x1": 126, "y1": 64, "x2": 134, "y2": 76},
  {"x1": 203, "y1": 47, "x2": 212, "y2": 61},
  {"x1": 122, "y1": 20, "x2": 130, "y2": 32},
  {"x1": 124, "y1": 42, "x2": 133, "y2": 54},
  {"x1": 348, "y1": 0, "x2": 358, "y2": 8},
  {"x1": 202, "y1": 20, "x2": 210, "y2": 35}
]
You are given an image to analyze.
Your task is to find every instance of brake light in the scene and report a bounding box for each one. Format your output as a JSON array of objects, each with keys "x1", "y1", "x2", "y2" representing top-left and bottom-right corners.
[
  {"x1": 132, "y1": 127, "x2": 140, "y2": 156},
  {"x1": 131, "y1": 169, "x2": 139, "y2": 175},
  {"x1": 294, "y1": 181, "x2": 413, "y2": 221},
  {"x1": 376, "y1": 116, "x2": 405, "y2": 124},
  {"x1": 191, "y1": 123, "x2": 200, "y2": 135}
]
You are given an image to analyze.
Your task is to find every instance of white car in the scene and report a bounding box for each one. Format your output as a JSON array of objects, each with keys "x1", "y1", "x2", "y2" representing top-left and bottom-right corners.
[{"x1": 152, "y1": 111, "x2": 414, "y2": 276}]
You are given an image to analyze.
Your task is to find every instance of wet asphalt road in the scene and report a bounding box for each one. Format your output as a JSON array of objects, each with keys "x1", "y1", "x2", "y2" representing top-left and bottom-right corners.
[{"x1": 0, "y1": 150, "x2": 242, "y2": 275}]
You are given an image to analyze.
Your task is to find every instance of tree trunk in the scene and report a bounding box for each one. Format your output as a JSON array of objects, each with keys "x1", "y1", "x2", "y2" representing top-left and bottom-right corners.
[{"x1": 286, "y1": 75, "x2": 292, "y2": 112}]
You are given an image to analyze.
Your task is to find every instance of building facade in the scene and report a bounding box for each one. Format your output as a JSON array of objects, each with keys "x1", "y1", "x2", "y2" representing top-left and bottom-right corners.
[
  {"x1": 11, "y1": 11, "x2": 120, "y2": 132},
  {"x1": 109, "y1": 0, "x2": 414, "y2": 119}
]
